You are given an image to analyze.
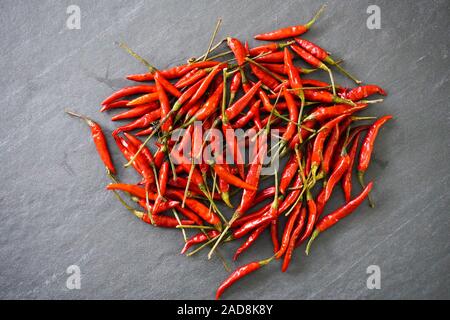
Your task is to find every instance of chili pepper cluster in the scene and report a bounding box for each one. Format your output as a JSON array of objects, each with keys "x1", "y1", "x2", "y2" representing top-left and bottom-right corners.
[{"x1": 67, "y1": 5, "x2": 393, "y2": 299}]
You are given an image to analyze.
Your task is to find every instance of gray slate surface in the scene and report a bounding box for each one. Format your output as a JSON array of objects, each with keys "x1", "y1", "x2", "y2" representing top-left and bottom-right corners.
[{"x1": 0, "y1": 0, "x2": 449, "y2": 299}]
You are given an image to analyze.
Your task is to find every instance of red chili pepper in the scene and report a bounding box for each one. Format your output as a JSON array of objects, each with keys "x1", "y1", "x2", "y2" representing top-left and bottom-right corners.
[
  {"x1": 227, "y1": 37, "x2": 247, "y2": 66},
  {"x1": 280, "y1": 153, "x2": 299, "y2": 195},
  {"x1": 249, "y1": 63, "x2": 280, "y2": 90},
  {"x1": 254, "y1": 51, "x2": 285, "y2": 63},
  {"x1": 270, "y1": 220, "x2": 280, "y2": 253},
  {"x1": 212, "y1": 163, "x2": 257, "y2": 191},
  {"x1": 135, "y1": 210, "x2": 193, "y2": 228},
  {"x1": 232, "y1": 100, "x2": 262, "y2": 129},
  {"x1": 303, "y1": 89, "x2": 355, "y2": 106},
  {"x1": 66, "y1": 110, "x2": 116, "y2": 174},
  {"x1": 281, "y1": 86, "x2": 299, "y2": 143},
  {"x1": 278, "y1": 174, "x2": 303, "y2": 213},
  {"x1": 174, "y1": 205, "x2": 204, "y2": 226},
  {"x1": 111, "y1": 103, "x2": 159, "y2": 121},
  {"x1": 345, "y1": 85, "x2": 387, "y2": 101},
  {"x1": 106, "y1": 183, "x2": 157, "y2": 200},
  {"x1": 126, "y1": 61, "x2": 221, "y2": 82},
  {"x1": 304, "y1": 103, "x2": 368, "y2": 122},
  {"x1": 229, "y1": 71, "x2": 242, "y2": 105},
  {"x1": 233, "y1": 223, "x2": 268, "y2": 261},
  {"x1": 249, "y1": 41, "x2": 292, "y2": 56},
  {"x1": 290, "y1": 44, "x2": 327, "y2": 69},
  {"x1": 101, "y1": 85, "x2": 156, "y2": 106},
  {"x1": 276, "y1": 202, "x2": 301, "y2": 259},
  {"x1": 135, "y1": 127, "x2": 153, "y2": 137},
  {"x1": 123, "y1": 132, "x2": 155, "y2": 168},
  {"x1": 306, "y1": 182, "x2": 374, "y2": 254},
  {"x1": 181, "y1": 230, "x2": 220, "y2": 254},
  {"x1": 253, "y1": 5, "x2": 325, "y2": 40},
  {"x1": 126, "y1": 92, "x2": 159, "y2": 106},
  {"x1": 282, "y1": 205, "x2": 307, "y2": 272},
  {"x1": 294, "y1": 38, "x2": 328, "y2": 61},
  {"x1": 188, "y1": 63, "x2": 226, "y2": 106},
  {"x1": 186, "y1": 82, "x2": 223, "y2": 123},
  {"x1": 175, "y1": 68, "x2": 201, "y2": 88},
  {"x1": 297, "y1": 190, "x2": 317, "y2": 244},
  {"x1": 357, "y1": 115, "x2": 392, "y2": 207},
  {"x1": 100, "y1": 100, "x2": 131, "y2": 112},
  {"x1": 225, "y1": 81, "x2": 262, "y2": 121},
  {"x1": 216, "y1": 257, "x2": 273, "y2": 299},
  {"x1": 172, "y1": 80, "x2": 203, "y2": 112},
  {"x1": 288, "y1": 120, "x2": 316, "y2": 149},
  {"x1": 155, "y1": 75, "x2": 173, "y2": 133},
  {"x1": 113, "y1": 109, "x2": 161, "y2": 134},
  {"x1": 232, "y1": 202, "x2": 272, "y2": 228},
  {"x1": 154, "y1": 71, "x2": 182, "y2": 98},
  {"x1": 342, "y1": 131, "x2": 364, "y2": 203}
]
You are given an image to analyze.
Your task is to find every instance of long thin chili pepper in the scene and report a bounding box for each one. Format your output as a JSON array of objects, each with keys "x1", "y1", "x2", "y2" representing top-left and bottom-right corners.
[
  {"x1": 227, "y1": 37, "x2": 247, "y2": 66},
  {"x1": 101, "y1": 85, "x2": 156, "y2": 106},
  {"x1": 210, "y1": 162, "x2": 257, "y2": 191},
  {"x1": 296, "y1": 190, "x2": 317, "y2": 244},
  {"x1": 216, "y1": 256, "x2": 274, "y2": 299},
  {"x1": 65, "y1": 110, "x2": 116, "y2": 174},
  {"x1": 357, "y1": 115, "x2": 393, "y2": 207},
  {"x1": 181, "y1": 230, "x2": 220, "y2": 254},
  {"x1": 279, "y1": 152, "x2": 299, "y2": 195},
  {"x1": 276, "y1": 202, "x2": 301, "y2": 259},
  {"x1": 113, "y1": 109, "x2": 161, "y2": 134},
  {"x1": 282, "y1": 205, "x2": 307, "y2": 272},
  {"x1": 225, "y1": 81, "x2": 262, "y2": 120},
  {"x1": 270, "y1": 220, "x2": 280, "y2": 253},
  {"x1": 100, "y1": 100, "x2": 131, "y2": 112},
  {"x1": 342, "y1": 131, "x2": 363, "y2": 203},
  {"x1": 233, "y1": 223, "x2": 268, "y2": 261},
  {"x1": 344, "y1": 85, "x2": 387, "y2": 102},
  {"x1": 253, "y1": 5, "x2": 326, "y2": 40},
  {"x1": 306, "y1": 182, "x2": 373, "y2": 254},
  {"x1": 111, "y1": 103, "x2": 159, "y2": 121}
]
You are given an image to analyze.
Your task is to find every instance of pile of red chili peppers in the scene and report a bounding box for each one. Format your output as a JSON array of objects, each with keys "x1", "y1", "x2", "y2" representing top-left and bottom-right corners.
[{"x1": 67, "y1": 5, "x2": 393, "y2": 299}]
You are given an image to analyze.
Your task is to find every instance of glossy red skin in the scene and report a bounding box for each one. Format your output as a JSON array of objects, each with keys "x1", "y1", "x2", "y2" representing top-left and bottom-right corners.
[
  {"x1": 111, "y1": 103, "x2": 159, "y2": 121},
  {"x1": 294, "y1": 38, "x2": 328, "y2": 60},
  {"x1": 233, "y1": 223, "x2": 268, "y2": 261},
  {"x1": 270, "y1": 220, "x2": 280, "y2": 253},
  {"x1": 106, "y1": 183, "x2": 157, "y2": 200},
  {"x1": 175, "y1": 68, "x2": 207, "y2": 88},
  {"x1": 101, "y1": 85, "x2": 156, "y2": 105},
  {"x1": 249, "y1": 43, "x2": 280, "y2": 56},
  {"x1": 181, "y1": 230, "x2": 220, "y2": 254},
  {"x1": 213, "y1": 163, "x2": 257, "y2": 191},
  {"x1": 226, "y1": 81, "x2": 262, "y2": 120},
  {"x1": 345, "y1": 85, "x2": 387, "y2": 101},
  {"x1": 280, "y1": 153, "x2": 299, "y2": 195},
  {"x1": 284, "y1": 47, "x2": 303, "y2": 92},
  {"x1": 100, "y1": 100, "x2": 131, "y2": 112},
  {"x1": 276, "y1": 202, "x2": 301, "y2": 259},
  {"x1": 303, "y1": 89, "x2": 334, "y2": 103},
  {"x1": 358, "y1": 116, "x2": 393, "y2": 172},
  {"x1": 324, "y1": 154, "x2": 351, "y2": 201},
  {"x1": 123, "y1": 132, "x2": 155, "y2": 167},
  {"x1": 192, "y1": 82, "x2": 223, "y2": 121},
  {"x1": 188, "y1": 64, "x2": 225, "y2": 106},
  {"x1": 232, "y1": 100, "x2": 262, "y2": 129},
  {"x1": 113, "y1": 109, "x2": 161, "y2": 134},
  {"x1": 288, "y1": 120, "x2": 316, "y2": 150},
  {"x1": 154, "y1": 71, "x2": 181, "y2": 98},
  {"x1": 254, "y1": 25, "x2": 308, "y2": 41},
  {"x1": 297, "y1": 195, "x2": 317, "y2": 244},
  {"x1": 282, "y1": 87, "x2": 299, "y2": 142},
  {"x1": 316, "y1": 182, "x2": 373, "y2": 232},
  {"x1": 216, "y1": 261, "x2": 262, "y2": 299},
  {"x1": 254, "y1": 51, "x2": 285, "y2": 63},
  {"x1": 155, "y1": 75, "x2": 172, "y2": 132},
  {"x1": 282, "y1": 205, "x2": 307, "y2": 272},
  {"x1": 249, "y1": 63, "x2": 279, "y2": 90},
  {"x1": 342, "y1": 132, "x2": 363, "y2": 203},
  {"x1": 141, "y1": 213, "x2": 193, "y2": 228},
  {"x1": 175, "y1": 205, "x2": 204, "y2": 226},
  {"x1": 87, "y1": 121, "x2": 115, "y2": 173},
  {"x1": 227, "y1": 37, "x2": 247, "y2": 66},
  {"x1": 290, "y1": 44, "x2": 323, "y2": 68}
]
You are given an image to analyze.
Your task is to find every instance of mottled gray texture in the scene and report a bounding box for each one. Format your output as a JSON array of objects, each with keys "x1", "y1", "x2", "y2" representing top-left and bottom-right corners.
[{"x1": 0, "y1": 0, "x2": 449, "y2": 300}]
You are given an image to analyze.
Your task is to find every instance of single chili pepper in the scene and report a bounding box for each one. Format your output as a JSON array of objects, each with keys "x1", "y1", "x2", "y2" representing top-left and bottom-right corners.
[
  {"x1": 233, "y1": 223, "x2": 269, "y2": 262},
  {"x1": 310, "y1": 114, "x2": 348, "y2": 180},
  {"x1": 65, "y1": 110, "x2": 116, "y2": 174},
  {"x1": 232, "y1": 100, "x2": 262, "y2": 129},
  {"x1": 342, "y1": 131, "x2": 363, "y2": 203},
  {"x1": 293, "y1": 37, "x2": 361, "y2": 84},
  {"x1": 100, "y1": 100, "x2": 131, "y2": 112},
  {"x1": 158, "y1": 161, "x2": 169, "y2": 196},
  {"x1": 270, "y1": 220, "x2": 280, "y2": 253},
  {"x1": 138, "y1": 198, "x2": 179, "y2": 214},
  {"x1": 227, "y1": 37, "x2": 247, "y2": 66},
  {"x1": 181, "y1": 230, "x2": 220, "y2": 254},
  {"x1": 261, "y1": 63, "x2": 312, "y2": 76},
  {"x1": 324, "y1": 153, "x2": 351, "y2": 201},
  {"x1": 187, "y1": 63, "x2": 226, "y2": 106},
  {"x1": 135, "y1": 126, "x2": 153, "y2": 136},
  {"x1": 153, "y1": 145, "x2": 166, "y2": 168},
  {"x1": 321, "y1": 124, "x2": 340, "y2": 176},
  {"x1": 101, "y1": 85, "x2": 156, "y2": 106},
  {"x1": 278, "y1": 174, "x2": 303, "y2": 213},
  {"x1": 228, "y1": 71, "x2": 242, "y2": 105},
  {"x1": 185, "y1": 82, "x2": 224, "y2": 124},
  {"x1": 282, "y1": 205, "x2": 307, "y2": 272},
  {"x1": 276, "y1": 202, "x2": 301, "y2": 259},
  {"x1": 232, "y1": 202, "x2": 272, "y2": 228},
  {"x1": 216, "y1": 256, "x2": 274, "y2": 299},
  {"x1": 304, "y1": 103, "x2": 368, "y2": 122},
  {"x1": 126, "y1": 92, "x2": 160, "y2": 106},
  {"x1": 290, "y1": 44, "x2": 328, "y2": 70},
  {"x1": 303, "y1": 89, "x2": 355, "y2": 106},
  {"x1": 210, "y1": 162, "x2": 257, "y2": 191},
  {"x1": 249, "y1": 41, "x2": 293, "y2": 56},
  {"x1": 112, "y1": 109, "x2": 161, "y2": 134},
  {"x1": 154, "y1": 71, "x2": 182, "y2": 98},
  {"x1": 253, "y1": 5, "x2": 325, "y2": 40},
  {"x1": 249, "y1": 63, "x2": 280, "y2": 90},
  {"x1": 174, "y1": 68, "x2": 200, "y2": 88},
  {"x1": 357, "y1": 115, "x2": 392, "y2": 207},
  {"x1": 174, "y1": 204, "x2": 204, "y2": 226},
  {"x1": 118, "y1": 135, "x2": 155, "y2": 184},
  {"x1": 281, "y1": 86, "x2": 299, "y2": 144},
  {"x1": 126, "y1": 61, "x2": 221, "y2": 82},
  {"x1": 113, "y1": 135, "x2": 146, "y2": 176},
  {"x1": 253, "y1": 186, "x2": 276, "y2": 205},
  {"x1": 280, "y1": 153, "x2": 300, "y2": 195},
  {"x1": 306, "y1": 182, "x2": 373, "y2": 254},
  {"x1": 225, "y1": 81, "x2": 262, "y2": 121},
  {"x1": 166, "y1": 189, "x2": 221, "y2": 228},
  {"x1": 155, "y1": 75, "x2": 173, "y2": 133},
  {"x1": 222, "y1": 121, "x2": 245, "y2": 179},
  {"x1": 297, "y1": 190, "x2": 317, "y2": 244},
  {"x1": 167, "y1": 177, "x2": 207, "y2": 199},
  {"x1": 254, "y1": 50, "x2": 285, "y2": 63},
  {"x1": 111, "y1": 103, "x2": 159, "y2": 121},
  {"x1": 345, "y1": 85, "x2": 387, "y2": 101}
]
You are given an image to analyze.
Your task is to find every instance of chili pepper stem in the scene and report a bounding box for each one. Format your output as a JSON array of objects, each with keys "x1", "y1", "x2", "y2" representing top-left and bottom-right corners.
[
  {"x1": 357, "y1": 171, "x2": 375, "y2": 208},
  {"x1": 324, "y1": 65, "x2": 337, "y2": 96},
  {"x1": 305, "y1": 229, "x2": 320, "y2": 255},
  {"x1": 305, "y1": 4, "x2": 327, "y2": 29},
  {"x1": 176, "y1": 225, "x2": 215, "y2": 230},
  {"x1": 172, "y1": 209, "x2": 188, "y2": 242},
  {"x1": 202, "y1": 18, "x2": 222, "y2": 61},
  {"x1": 186, "y1": 235, "x2": 219, "y2": 256},
  {"x1": 117, "y1": 42, "x2": 157, "y2": 73},
  {"x1": 326, "y1": 57, "x2": 361, "y2": 84}
]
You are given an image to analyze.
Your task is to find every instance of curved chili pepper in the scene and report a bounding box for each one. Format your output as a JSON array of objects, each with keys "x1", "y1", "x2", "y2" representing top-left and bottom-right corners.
[
  {"x1": 294, "y1": 38, "x2": 328, "y2": 61},
  {"x1": 135, "y1": 210, "x2": 194, "y2": 228},
  {"x1": 278, "y1": 174, "x2": 303, "y2": 213},
  {"x1": 180, "y1": 231, "x2": 220, "y2": 254},
  {"x1": 155, "y1": 75, "x2": 173, "y2": 133},
  {"x1": 100, "y1": 100, "x2": 131, "y2": 112},
  {"x1": 324, "y1": 154, "x2": 351, "y2": 201},
  {"x1": 227, "y1": 37, "x2": 247, "y2": 66},
  {"x1": 225, "y1": 81, "x2": 262, "y2": 121},
  {"x1": 232, "y1": 202, "x2": 272, "y2": 228},
  {"x1": 113, "y1": 135, "x2": 146, "y2": 176},
  {"x1": 280, "y1": 153, "x2": 299, "y2": 195},
  {"x1": 303, "y1": 89, "x2": 355, "y2": 106},
  {"x1": 342, "y1": 131, "x2": 363, "y2": 203},
  {"x1": 290, "y1": 44, "x2": 326, "y2": 69},
  {"x1": 154, "y1": 71, "x2": 182, "y2": 98},
  {"x1": 357, "y1": 115, "x2": 392, "y2": 207},
  {"x1": 123, "y1": 132, "x2": 155, "y2": 168},
  {"x1": 281, "y1": 86, "x2": 299, "y2": 143},
  {"x1": 233, "y1": 223, "x2": 268, "y2": 261},
  {"x1": 175, "y1": 68, "x2": 201, "y2": 88},
  {"x1": 65, "y1": 111, "x2": 116, "y2": 174},
  {"x1": 113, "y1": 109, "x2": 161, "y2": 134},
  {"x1": 282, "y1": 205, "x2": 307, "y2": 272},
  {"x1": 288, "y1": 120, "x2": 316, "y2": 149},
  {"x1": 321, "y1": 124, "x2": 340, "y2": 175},
  {"x1": 229, "y1": 71, "x2": 242, "y2": 105},
  {"x1": 249, "y1": 63, "x2": 279, "y2": 90},
  {"x1": 270, "y1": 220, "x2": 280, "y2": 253},
  {"x1": 126, "y1": 92, "x2": 160, "y2": 106},
  {"x1": 106, "y1": 183, "x2": 155, "y2": 199},
  {"x1": 249, "y1": 41, "x2": 292, "y2": 56},
  {"x1": 304, "y1": 103, "x2": 368, "y2": 122},
  {"x1": 186, "y1": 82, "x2": 223, "y2": 124},
  {"x1": 232, "y1": 100, "x2": 262, "y2": 129},
  {"x1": 172, "y1": 80, "x2": 203, "y2": 112},
  {"x1": 297, "y1": 190, "x2": 317, "y2": 244},
  {"x1": 188, "y1": 63, "x2": 226, "y2": 106},
  {"x1": 216, "y1": 256, "x2": 273, "y2": 299},
  {"x1": 276, "y1": 202, "x2": 301, "y2": 259},
  {"x1": 101, "y1": 85, "x2": 156, "y2": 106},
  {"x1": 345, "y1": 85, "x2": 387, "y2": 101},
  {"x1": 111, "y1": 103, "x2": 159, "y2": 121},
  {"x1": 118, "y1": 135, "x2": 155, "y2": 184},
  {"x1": 254, "y1": 51, "x2": 285, "y2": 63},
  {"x1": 222, "y1": 121, "x2": 245, "y2": 179},
  {"x1": 211, "y1": 163, "x2": 257, "y2": 191},
  {"x1": 306, "y1": 182, "x2": 373, "y2": 254},
  {"x1": 174, "y1": 204, "x2": 204, "y2": 226},
  {"x1": 253, "y1": 5, "x2": 325, "y2": 40},
  {"x1": 135, "y1": 127, "x2": 153, "y2": 136}
]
